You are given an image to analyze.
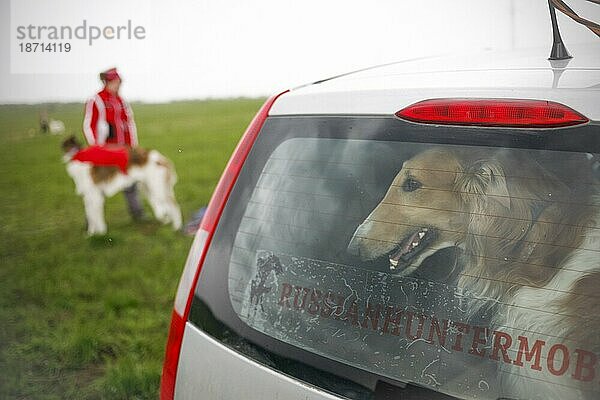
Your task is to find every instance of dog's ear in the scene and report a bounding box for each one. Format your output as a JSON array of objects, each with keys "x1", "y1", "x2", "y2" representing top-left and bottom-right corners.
[{"x1": 458, "y1": 159, "x2": 511, "y2": 209}]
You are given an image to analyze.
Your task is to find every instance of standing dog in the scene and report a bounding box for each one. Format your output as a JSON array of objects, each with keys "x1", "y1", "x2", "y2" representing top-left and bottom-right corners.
[
  {"x1": 62, "y1": 136, "x2": 182, "y2": 235},
  {"x1": 348, "y1": 147, "x2": 600, "y2": 399}
]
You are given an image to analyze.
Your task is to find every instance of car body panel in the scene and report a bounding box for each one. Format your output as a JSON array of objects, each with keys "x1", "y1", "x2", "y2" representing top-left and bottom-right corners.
[
  {"x1": 171, "y1": 45, "x2": 600, "y2": 400},
  {"x1": 270, "y1": 46, "x2": 600, "y2": 119},
  {"x1": 175, "y1": 323, "x2": 340, "y2": 400}
]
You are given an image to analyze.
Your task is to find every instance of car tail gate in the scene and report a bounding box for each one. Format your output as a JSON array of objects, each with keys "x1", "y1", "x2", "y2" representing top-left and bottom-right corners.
[{"x1": 172, "y1": 100, "x2": 600, "y2": 400}]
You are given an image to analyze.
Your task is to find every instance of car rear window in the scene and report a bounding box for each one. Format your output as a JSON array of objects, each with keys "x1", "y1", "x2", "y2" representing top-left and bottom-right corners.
[{"x1": 192, "y1": 116, "x2": 600, "y2": 400}]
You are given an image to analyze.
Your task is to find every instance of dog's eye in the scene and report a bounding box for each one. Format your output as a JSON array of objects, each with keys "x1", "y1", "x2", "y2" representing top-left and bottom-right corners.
[{"x1": 402, "y1": 178, "x2": 422, "y2": 192}]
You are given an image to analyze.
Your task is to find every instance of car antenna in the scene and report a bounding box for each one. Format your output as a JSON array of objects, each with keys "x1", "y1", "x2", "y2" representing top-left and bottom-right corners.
[{"x1": 547, "y1": 0, "x2": 572, "y2": 60}]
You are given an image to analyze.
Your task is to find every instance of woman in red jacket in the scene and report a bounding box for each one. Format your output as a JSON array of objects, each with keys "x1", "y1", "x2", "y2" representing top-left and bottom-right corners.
[{"x1": 83, "y1": 68, "x2": 144, "y2": 220}]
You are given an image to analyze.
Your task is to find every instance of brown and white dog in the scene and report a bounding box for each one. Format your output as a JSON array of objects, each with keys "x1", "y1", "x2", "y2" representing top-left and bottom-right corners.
[
  {"x1": 62, "y1": 136, "x2": 182, "y2": 235},
  {"x1": 348, "y1": 147, "x2": 600, "y2": 399}
]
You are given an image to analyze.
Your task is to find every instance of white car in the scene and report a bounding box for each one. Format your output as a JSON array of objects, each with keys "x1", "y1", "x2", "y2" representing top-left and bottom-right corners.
[{"x1": 161, "y1": 44, "x2": 600, "y2": 400}]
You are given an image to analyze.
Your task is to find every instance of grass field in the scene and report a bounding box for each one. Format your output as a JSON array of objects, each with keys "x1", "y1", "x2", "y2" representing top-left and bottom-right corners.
[{"x1": 0, "y1": 98, "x2": 265, "y2": 399}]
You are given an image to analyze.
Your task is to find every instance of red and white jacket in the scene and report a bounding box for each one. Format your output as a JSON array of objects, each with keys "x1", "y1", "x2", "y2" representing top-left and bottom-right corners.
[{"x1": 83, "y1": 88, "x2": 138, "y2": 146}]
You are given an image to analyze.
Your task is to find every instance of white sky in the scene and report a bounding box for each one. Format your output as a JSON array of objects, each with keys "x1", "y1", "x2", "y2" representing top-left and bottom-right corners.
[{"x1": 1, "y1": 0, "x2": 599, "y2": 103}]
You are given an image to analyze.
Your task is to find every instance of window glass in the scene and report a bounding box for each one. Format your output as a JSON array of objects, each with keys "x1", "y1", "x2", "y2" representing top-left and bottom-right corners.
[{"x1": 227, "y1": 137, "x2": 599, "y2": 400}]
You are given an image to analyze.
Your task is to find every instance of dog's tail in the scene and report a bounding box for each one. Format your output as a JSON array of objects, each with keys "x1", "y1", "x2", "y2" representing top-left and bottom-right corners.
[
  {"x1": 61, "y1": 135, "x2": 82, "y2": 163},
  {"x1": 61, "y1": 135, "x2": 82, "y2": 153}
]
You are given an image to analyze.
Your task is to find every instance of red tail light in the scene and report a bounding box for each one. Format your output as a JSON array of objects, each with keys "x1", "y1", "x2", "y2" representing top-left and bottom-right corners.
[
  {"x1": 160, "y1": 310, "x2": 186, "y2": 400},
  {"x1": 396, "y1": 99, "x2": 588, "y2": 128},
  {"x1": 160, "y1": 90, "x2": 288, "y2": 400}
]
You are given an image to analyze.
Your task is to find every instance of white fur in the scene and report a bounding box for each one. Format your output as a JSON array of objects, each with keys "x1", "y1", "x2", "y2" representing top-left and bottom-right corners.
[
  {"x1": 348, "y1": 148, "x2": 600, "y2": 398},
  {"x1": 495, "y1": 206, "x2": 600, "y2": 400},
  {"x1": 65, "y1": 151, "x2": 182, "y2": 235}
]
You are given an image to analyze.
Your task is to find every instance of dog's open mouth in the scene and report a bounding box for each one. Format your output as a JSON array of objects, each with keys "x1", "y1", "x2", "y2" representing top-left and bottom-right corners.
[{"x1": 388, "y1": 227, "x2": 436, "y2": 271}]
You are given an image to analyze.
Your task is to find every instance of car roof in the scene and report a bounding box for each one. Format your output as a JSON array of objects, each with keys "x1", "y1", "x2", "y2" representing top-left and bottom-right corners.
[
  {"x1": 270, "y1": 44, "x2": 600, "y2": 120},
  {"x1": 315, "y1": 45, "x2": 600, "y2": 82}
]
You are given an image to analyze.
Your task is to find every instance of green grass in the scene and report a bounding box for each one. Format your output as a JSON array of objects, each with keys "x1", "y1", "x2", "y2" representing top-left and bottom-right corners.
[{"x1": 0, "y1": 98, "x2": 266, "y2": 399}]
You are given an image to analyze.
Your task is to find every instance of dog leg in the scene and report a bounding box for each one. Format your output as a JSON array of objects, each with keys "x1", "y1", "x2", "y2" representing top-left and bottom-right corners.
[
  {"x1": 144, "y1": 186, "x2": 169, "y2": 224},
  {"x1": 133, "y1": 152, "x2": 182, "y2": 231},
  {"x1": 165, "y1": 184, "x2": 182, "y2": 230},
  {"x1": 168, "y1": 198, "x2": 183, "y2": 230},
  {"x1": 83, "y1": 190, "x2": 106, "y2": 235},
  {"x1": 143, "y1": 166, "x2": 179, "y2": 227}
]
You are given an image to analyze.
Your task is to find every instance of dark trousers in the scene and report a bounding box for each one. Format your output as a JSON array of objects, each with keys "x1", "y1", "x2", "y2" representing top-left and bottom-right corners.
[{"x1": 124, "y1": 184, "x2": 144, "y2": 220}]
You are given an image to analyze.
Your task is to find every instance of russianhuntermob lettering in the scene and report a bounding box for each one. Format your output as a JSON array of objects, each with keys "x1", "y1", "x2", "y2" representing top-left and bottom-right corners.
[{"x1": 278, "y1": 282, "x2": 599, "y2": 384}]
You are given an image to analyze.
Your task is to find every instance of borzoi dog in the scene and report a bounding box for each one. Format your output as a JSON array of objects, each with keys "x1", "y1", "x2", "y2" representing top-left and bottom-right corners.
[
  {"x1": 62, "y1": 136, "x2": 182, "y2": 235},
  {"x1": 348, "y1": 147, "x2": 599, "y2": 399}
]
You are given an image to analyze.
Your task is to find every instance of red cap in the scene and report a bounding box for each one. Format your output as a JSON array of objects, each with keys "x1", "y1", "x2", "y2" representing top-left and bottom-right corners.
[{"x1": 100, "y1": 68, "x2": 121, "y2": 82}]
